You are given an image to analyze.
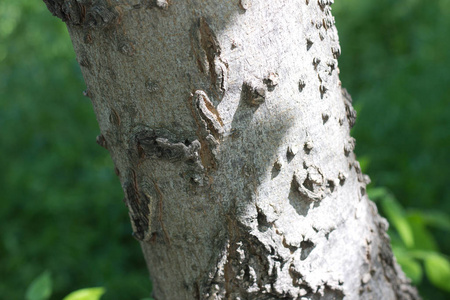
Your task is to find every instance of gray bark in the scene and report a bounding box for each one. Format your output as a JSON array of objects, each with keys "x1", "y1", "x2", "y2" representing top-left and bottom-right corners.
[{"x1": 43, "y1": 0, "x2": 420, "y2": 299}]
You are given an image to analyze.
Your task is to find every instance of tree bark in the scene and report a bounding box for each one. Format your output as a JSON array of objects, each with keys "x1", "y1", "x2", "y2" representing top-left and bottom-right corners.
[{"x1": 43, "y1": 0, "x2": 420, "y2": 299}]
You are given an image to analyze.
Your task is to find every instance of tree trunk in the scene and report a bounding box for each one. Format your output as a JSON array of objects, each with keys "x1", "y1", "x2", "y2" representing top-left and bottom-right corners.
[{"x1": 43, "y1": 0, "x2": 420, "y2": 299}]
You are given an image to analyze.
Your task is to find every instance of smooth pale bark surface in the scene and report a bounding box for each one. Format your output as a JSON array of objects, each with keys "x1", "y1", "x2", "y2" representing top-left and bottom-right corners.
[{"x1": 43, "y1": 0, "x2": 420, "y2": 299}]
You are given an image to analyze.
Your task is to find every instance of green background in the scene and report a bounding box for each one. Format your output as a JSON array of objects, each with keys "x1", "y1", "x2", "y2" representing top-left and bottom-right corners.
[{"x1": 1, "y1": 0, "x2": 448, "y2": 299}]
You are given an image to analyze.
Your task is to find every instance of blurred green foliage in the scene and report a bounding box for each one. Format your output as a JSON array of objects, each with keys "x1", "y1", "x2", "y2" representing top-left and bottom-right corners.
[
  {"x1": 333, "y1": 0, "x2": 450, "y2": 299},
  {"x1": 1, "y1": 0, "x2": 449, "y2": 299},
  {"x1": 25, "y1": 271, "x2": 107, "y2": 300},
  {"x1": 0, "y1": 0, "x2": 151, "y2": 299}
]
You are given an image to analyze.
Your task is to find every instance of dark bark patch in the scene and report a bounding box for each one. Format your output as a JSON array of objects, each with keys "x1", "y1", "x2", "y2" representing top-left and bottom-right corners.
[
  {"x1": 326, "y1": 179, "x2": 335, "y2": 193},
  {"x1": 263, "y1": 72, "x2": 279, "y2": 91},
  {"x1": 341, "y1": 88, "x2": 357, "y2": 128},
  {"x1": 331, "y1": 46, "x2": 341, "y2": 59},
  {"x1": 344, "y1": 137, "x2": 355, "y2": 156},
  {"x1": 298, "y1": 78, "x2": 306, "y2": 92},
  {"x1": 319, "y1": 84, "x2": 328, "y2": 98},
  {"x1": 189, "y1": 91, "x2": 224, "y2": 171},
  {"x1": 300, "y1": 240, "x2": 315, "y2": 260},
  {"x1": 109, "y1": 108, "x2": 121, "y2": 126},
  {"x1": 271, "y1": 159, "x2": 282, "y2": 178},
  {"x1": 43, "y1": 0, "x2": 119, "y2": 28},
  {"x1": 257, "y1": 209, "x2": 270, "y2": 232},
  {"x1": 289, "y1": 178, "x2": 313, "y2": 217},
  {"x1": 136, "y1": 130, "x2": 201, "y2": 163},
  {"x1": 145, "y1": 79, "x2": 160, "y2": 93},
  {"x1": 338, "y1": 171, "x2": 347, "y2": 186},
  {"x1": 84, "y1": 32, "x2": 93, "y2": 44},
  {"x1": 78, "y1": 54, "x2": 90, "y2": 68},
  {"x1": 304, "y1": 141, "x2": 314, "y2": 154},
  {"x1": 190, "y1": 18, "x2": 228, "y2": 99},
  {"x1": 322, "y1": 112, "x2": 330, "y2": 124},
  {"x1": 306, "y1": 38, "x2": 314, "y2": 51},
  {"x1": 82, "y1": 89, "x2": 92, "y2": 98},
  {"x1": 313, "y1": 57, "x2": 321, "y2": 69},
  {"x1": 282, "y1": 237, "x2": 298, "y2": 254},
  {"x1": 242, "y1": 80, "x2": 266, "y2": 106},
  {"x1": 286, "y1": 145, "x2": 299, "y2": 162},
  {"x1": 125, "y1": 180, "x2": 151, "y2": 241},
  {"x1": 96, "y1": 134, "x2": 107, "y2": 149},
  {"x1": 239, "y1": 0, "x2": 252, "y2": 11}
]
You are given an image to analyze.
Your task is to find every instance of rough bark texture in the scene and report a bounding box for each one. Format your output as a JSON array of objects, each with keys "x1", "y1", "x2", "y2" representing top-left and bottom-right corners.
[{"x1": 43, "y1": 0, "x2": 420, "y2": 299}]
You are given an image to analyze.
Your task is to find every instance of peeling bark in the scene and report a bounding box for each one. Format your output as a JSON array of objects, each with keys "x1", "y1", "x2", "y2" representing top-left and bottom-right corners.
[{"x1": 43, "y1": 0, "x2": 420, "y2": 299}]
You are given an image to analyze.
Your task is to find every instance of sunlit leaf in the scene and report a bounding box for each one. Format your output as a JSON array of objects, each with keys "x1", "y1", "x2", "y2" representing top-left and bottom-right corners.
[
  {"x1": 381, "y1": 195, "x2": 414, "y2": 248},
  {"x1": 420, "y1": 211, "x2": 450, "y2": 231},
  {"x1": 63, "y1": 287, "x2": 106, "y2": 300},
  {"x1": 25, "y1": 271, "x2": 52, "y2": 300},
  {"x1": 367, "y1": 187, "x2": 389, "y2": 202},
  {"x1": 406, "y1": 212, "x2": 438, "y2": 251},
  {"x1": 396, "y1": 256, "x2": 423, "y2": 284},
  {"x1": 424, "y1": 253, "x2": 450, "y2": 292},
  {"x1": 357, "y1": 156, "x2": 371, "y2": 174}
]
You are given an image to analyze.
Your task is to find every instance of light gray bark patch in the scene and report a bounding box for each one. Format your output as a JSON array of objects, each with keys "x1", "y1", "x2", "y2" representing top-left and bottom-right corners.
[
  {"x1": 117, "y1": 39, "x2": 136, "y2": 56},
  {"x1": 297, "y1": 163, "x2": 326, "y2": 200},
  {"x1": 43, "y1": 0, "x2": 119, "y2": 28},
  {"x1": 150, "y1": 0, "x2": 170, "y2": 10},
  {"x1": 341, "y1": 88, "x2": 357, "y2": 128},
  {"x1": 145, "y1": 79, "x2": 160, "y2": 93},
  {"x1": 344, "y1": 137, "x2": 356, "y2": 156}
]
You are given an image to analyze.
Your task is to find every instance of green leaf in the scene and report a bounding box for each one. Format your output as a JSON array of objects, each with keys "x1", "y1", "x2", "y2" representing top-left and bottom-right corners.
[
  {"x1": 406, "y1": 212, "x2": 438, "y2": 251},
  {"x1": 25, "y1": 271, "x2": 52, "y2": 300},
  {"x1": 424, "y1": 253, "x2": 450, "y2": 292},
  {"x1": 63, "y1": 287, "x2": 106, "y2": 300},
  {"x1": 367, "y1": 187, "x2": 389, "y2": 202},
  {"x1": 381, "y1": 195, "x2": 414, "y2": 248},
  {"x1": 357, "y1": 156, "x2": 371, "y2": 173},
  {"x1": 396, "y1": 256, "x2": 423, "y2": 284},
  {"x1": 420, "y1": 211, "x2": 450, "y2": 231}
]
